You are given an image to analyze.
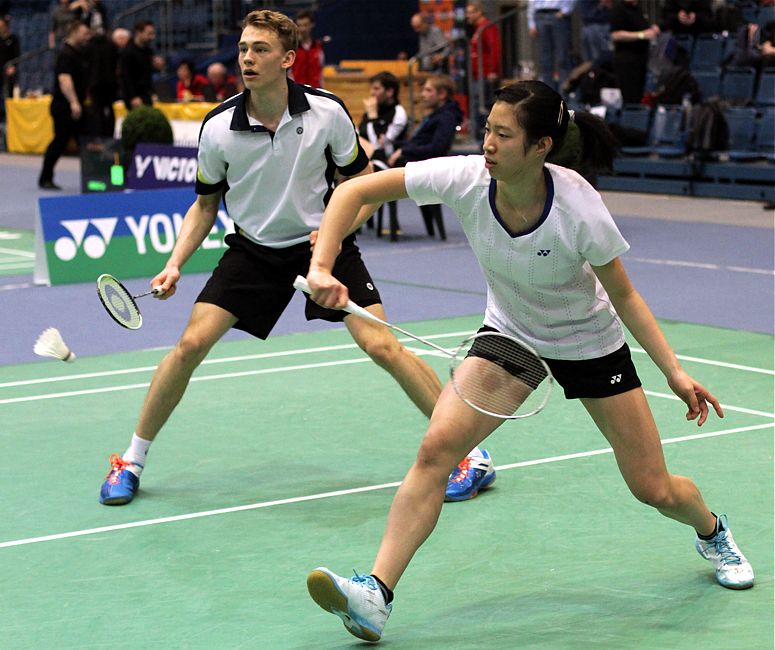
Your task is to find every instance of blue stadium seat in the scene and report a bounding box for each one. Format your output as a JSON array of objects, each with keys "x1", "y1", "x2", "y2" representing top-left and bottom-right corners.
[
  {"x1": 721, "y1": 67, "x2": 757, "y2": 105},
  {"x1": 754, "y1": 108, "x2": 775, "y2": 162},
  {"x1": 618, "y1": 105, "x2": 652, "y2": 156},
  {"x1": 691, "y1": 34, "x2": 724, "y2": 71},
  {"x1": 651, "y1": 105, "x2": 687, "y2": 158},
  {"x1": 672, "y1": 33, "x2": 695, "y2": 59},
  {"x1": 725, "y1": 106, "x2": 759, "y2": 161},
  {"x1": 694, "y1": 68, "x2": 721, "y2": 101},
  {"x1": 755, "y1": 68, "x2": 775, "y2": 107},
  {"x1": 758, "y1": 6, "x2": 775, "y2": 28}
]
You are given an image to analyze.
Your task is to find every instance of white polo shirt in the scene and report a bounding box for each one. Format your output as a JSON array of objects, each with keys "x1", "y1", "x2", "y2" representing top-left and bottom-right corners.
[
  {"x1": 405, "y1": 156, "x2": 630, "y2": 361},
  {"x1": 196, "y1": 80, "x2": 368, "y2": 248}
]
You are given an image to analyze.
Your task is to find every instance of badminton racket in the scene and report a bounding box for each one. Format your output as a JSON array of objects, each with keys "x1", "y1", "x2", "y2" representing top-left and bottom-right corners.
[
  {"x1": 293, "y1": 275, "x2": 553, "y2": 419},
  {"x1": 96, "y1": 273, "x2": 164, "y2": 330}
]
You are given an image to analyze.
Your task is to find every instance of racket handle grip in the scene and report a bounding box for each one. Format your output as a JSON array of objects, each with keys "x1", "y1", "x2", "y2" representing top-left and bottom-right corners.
[{"x1": 292, "y1": 275, "x2": 380, "y2": 323}]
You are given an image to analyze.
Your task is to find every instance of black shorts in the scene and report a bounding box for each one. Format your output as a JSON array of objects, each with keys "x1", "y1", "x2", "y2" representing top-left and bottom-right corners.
[
  {"x1": 196, "y1": 232, "x2": 381, "y2": 339},
  {"x1": 477, "y1": 326, "x2": 641, "y2": 399}
]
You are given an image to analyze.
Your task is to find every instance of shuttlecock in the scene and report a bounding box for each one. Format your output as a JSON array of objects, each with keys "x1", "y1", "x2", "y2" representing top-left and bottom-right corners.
[{"x1": 34, "y1": 327, "x2": 76, "y2": 363}]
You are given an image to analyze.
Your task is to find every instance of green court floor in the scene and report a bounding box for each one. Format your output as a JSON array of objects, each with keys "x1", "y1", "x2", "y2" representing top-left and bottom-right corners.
[{"x1": 0, "y1": 316, "x2": 772, "y2": 649}]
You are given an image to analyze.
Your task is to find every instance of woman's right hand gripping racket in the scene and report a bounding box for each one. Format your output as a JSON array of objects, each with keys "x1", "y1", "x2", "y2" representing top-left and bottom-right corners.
[{"x1": 293, "y1": 275, "x2": 553, "y2": 419}]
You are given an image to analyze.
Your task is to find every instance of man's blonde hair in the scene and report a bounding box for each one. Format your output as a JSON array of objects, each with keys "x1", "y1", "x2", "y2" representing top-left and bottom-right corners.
[{"x1": 242, "y1": 10, "x2": 299, "y2": 52}]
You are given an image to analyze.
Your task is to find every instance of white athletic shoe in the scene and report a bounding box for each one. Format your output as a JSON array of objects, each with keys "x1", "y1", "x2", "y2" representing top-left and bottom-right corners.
[
  {"x1": 307, "y1": 567, "x2": 392, "y2": 642},
  {"x1": 695, "y1": 514, "x2": 754, "y2": 589}
]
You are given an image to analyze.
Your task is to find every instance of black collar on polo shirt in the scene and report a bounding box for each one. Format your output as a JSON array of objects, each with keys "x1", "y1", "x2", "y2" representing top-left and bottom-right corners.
[{"x1": 230, "y1": 78, "x2": 311, "y2": 132}]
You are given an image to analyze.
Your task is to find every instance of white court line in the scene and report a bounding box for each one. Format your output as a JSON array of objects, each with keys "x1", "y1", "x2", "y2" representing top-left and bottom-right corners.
[
  {"x1": 2, "y1": 333, "x2": 771, "y2": 391},
  {"x1": 0, "y1": 246, "x2": 34, "y2": 258},
  {"x1": 0, "y1": 332, "x2": 473, "y2": 390},
  {"x1": 630, "y1": 347, "x2": 775, "y2": 376},
  {"x1": 629, "y1": 256, "x2": 775, "y2": 276},
  {"x1": 0, "y1": 422, "x2": 770, "y2": 550}
]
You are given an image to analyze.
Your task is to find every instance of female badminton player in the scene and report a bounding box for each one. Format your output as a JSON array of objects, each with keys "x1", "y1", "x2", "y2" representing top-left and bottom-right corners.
[{"x1": 303, "y1": 80, "x2": 754, "y2": 643}]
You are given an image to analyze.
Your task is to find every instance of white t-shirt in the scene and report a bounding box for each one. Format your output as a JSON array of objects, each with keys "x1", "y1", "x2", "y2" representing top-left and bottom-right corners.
[
  {"x1": 196, "y1": 81, "x2": 367, "y2": 248},
  {"x1": 405, "y1": 156, "x2": 630, "y2": 360}
]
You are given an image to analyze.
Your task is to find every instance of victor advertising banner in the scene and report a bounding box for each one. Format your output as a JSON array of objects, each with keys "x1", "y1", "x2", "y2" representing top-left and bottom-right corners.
[
  {"x1": 35, "y1": 188, "x2": 233, "y2": 285},
  {"x1": 126, "y1": 144, "x2": 199, "y2": 190}
]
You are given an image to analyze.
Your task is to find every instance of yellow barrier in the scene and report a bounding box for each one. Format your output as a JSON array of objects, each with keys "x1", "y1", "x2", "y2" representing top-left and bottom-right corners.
[
  {"x1": 5, "y1": 98, "x2": 218, "y2": 154},
  {"x1": 5, "y1": 96, "x2": 55, "y2": 154}
]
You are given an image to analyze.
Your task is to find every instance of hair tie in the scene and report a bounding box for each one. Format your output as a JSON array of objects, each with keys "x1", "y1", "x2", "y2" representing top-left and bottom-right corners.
[{"x1": 568, "y1": 109, "x2": 575, "y2": 123}]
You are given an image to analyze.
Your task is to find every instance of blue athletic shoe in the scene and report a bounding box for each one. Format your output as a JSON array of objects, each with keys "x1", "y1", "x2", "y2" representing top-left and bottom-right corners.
[
  {"x1": 445, "y1": 450, "x2": 496, "y2": 502},
  {"x1": 99, "y1": 454, "x2": 142, "y2": 505}
]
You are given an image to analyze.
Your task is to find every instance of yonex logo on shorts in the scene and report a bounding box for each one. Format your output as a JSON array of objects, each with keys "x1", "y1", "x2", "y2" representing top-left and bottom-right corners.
[
  {"x1": 611, "y1": 374, "x2": 622, "y2": 384},
  {"x1": 55, "y1": 218, "x2": 118, "y2": 261},
  {"x1": 366, "y1": 282, "x2": 374, "y2": 291},
  {"x1": 537, "y1": 250, "x2": 551, "y2": 256}
]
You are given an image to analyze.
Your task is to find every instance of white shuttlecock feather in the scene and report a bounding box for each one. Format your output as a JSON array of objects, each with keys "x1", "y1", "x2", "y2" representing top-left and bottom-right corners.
[{"x1": 34, "y1": 327, "x2": 76, "y2": 363}]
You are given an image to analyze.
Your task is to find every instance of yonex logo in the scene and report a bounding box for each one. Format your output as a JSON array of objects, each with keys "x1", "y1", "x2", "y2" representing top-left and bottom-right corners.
[
  {"x1": 296, "y1": 127, "x2": 304, "y2": 134},
  {"x1": 55, "y1": 218, "x2": 118, "y2": 261},
  {"x1": 537, "y1": 250, "x2": 551, "y2": 256},
  {"x1": 366, "y1": 282, "x2": 374, "y2": 291},
  {"x1": 611, "y1": 374, "x2": 622, "y2": 384}
]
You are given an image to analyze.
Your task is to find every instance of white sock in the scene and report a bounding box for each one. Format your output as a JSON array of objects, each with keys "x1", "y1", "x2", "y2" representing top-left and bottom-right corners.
[{"x1": 123, "y1": 433, "x2": 152, "y2": 468}]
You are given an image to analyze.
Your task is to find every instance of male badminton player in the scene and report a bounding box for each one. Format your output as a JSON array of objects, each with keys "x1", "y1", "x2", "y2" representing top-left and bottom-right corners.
[
  {"x1": 303, "y1": 81, "x2": 754, "y2": 642},
  {"x1": 99, "y1": 10, "x2": 491, "y2": 506}
]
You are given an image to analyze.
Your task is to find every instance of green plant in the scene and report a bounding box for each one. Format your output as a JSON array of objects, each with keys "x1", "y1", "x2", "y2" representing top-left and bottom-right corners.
[{"x1": 121, "y1": 105, "x2": 174, "y2": 152}]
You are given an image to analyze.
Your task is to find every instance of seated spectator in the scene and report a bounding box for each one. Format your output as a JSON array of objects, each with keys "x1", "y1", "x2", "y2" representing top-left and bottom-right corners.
[
  {"x1": 732, "y1": 20, "x2": 775, "y2": 72},
  {"x1": 358, "y1": 71, "x2": 407, "y2": 169},
  {"x1": 387, "y1": 74, "x2": 463, "y2": 240},
  {"x1": 175, "y1": 59, "x2": 207, "y2": 102},
  {"x1": 203, "y1": 62, "x2": 238, "y2": 102},
  {"x1": 388, "y1": 75, "x2": 462, "y2": 166}
]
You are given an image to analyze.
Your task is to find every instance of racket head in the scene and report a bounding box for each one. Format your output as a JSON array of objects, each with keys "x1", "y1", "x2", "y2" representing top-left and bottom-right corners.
[
  {"x1": 96, "y1": 273, "x2": 143, "y2": 330},
  {"x1": 449, "y1": 330, "x2": 553, "y2": 419}
]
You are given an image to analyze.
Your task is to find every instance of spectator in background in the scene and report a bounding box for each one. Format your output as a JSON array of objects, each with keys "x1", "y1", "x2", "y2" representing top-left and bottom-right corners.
[
  {"x1": 465, "y1": 1, "x2": 501, "y2": 140},
  {"x1": 291, "y1": 9, "x2": 324, "y2": 87},
  {"x1": 0, "y1": 15, "x2": 20, "y2": 118},
  {"x1": 84, "y1": 25, "x2": 119, "y2": 137},
  {"x1": 50, "y1": 0, "x2": 76, "y2": 49},
  {"x1": 610, "y1": 0, "x2": 659, "y2": 104},
  {"x1": 410, "y1": 12, "x2": 449, "y2": 73},
  {"x1": 175, "y1": 59, "x2": 207, "y2": 102},
  {"x1": 732, "y1": 19, "x2": 775, "y2": 72},
  {"x1": 528, "y1": 1, "x2": 576, "y2": 92},
  {"x1": 38, "y1": 21, "x2": 91, "y2": 190},
  {"x1": 358, "y1": 71, "x2": 407, "y2": 169},
  {"x1": 119, "y1": 20, "x2": 155, "y2": 109},
  {"x1": 661, "y1": 0, "x2": 714, "y2": 36},
  {"x1": 387, "y1": 74, "x2": 462, "y2": 240},
  {"x1": 579, "y1": 0, "x2": 612, "y2": 64},
  {"x1": 71, "y1": 0, "x2": 107, "y2": 35},
  {"x1": 203, "y1": 62, "x2": 238, "y2": 102},
  {"x1": 111, "y1": 27, "x2": 130, "y2": 50}
]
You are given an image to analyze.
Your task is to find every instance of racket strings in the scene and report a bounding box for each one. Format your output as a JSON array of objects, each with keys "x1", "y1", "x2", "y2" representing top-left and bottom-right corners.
[
  {"x1": 96, "y1": 275, "x2": 143, "y2": 330},
  {"x1": 451, "y1": 332, "x2": 551, "y2": 418}
]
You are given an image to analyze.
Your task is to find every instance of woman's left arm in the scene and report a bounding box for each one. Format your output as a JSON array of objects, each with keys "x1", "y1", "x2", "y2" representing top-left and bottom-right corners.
[{"x1": 593, "y1": 257, "x2": 724, "y2": 425}]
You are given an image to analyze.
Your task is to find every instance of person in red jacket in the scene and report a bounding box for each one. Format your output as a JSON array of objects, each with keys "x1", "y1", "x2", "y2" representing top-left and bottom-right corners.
[
  {"x1": 465, "y1": 1, "x2": 501, "y2": 140},
  {"x1": 291, "y1": 9, "x2": 324, "y2": 88}
]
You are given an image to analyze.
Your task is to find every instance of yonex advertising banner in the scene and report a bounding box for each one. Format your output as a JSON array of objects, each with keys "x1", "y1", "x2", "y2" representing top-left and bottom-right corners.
[
  {"x1": 34, "y1": 188, "x2": 233, "y2": 285},
  {"x1": 127, "y1": 144, "x2": 199, "y2": 190}
]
